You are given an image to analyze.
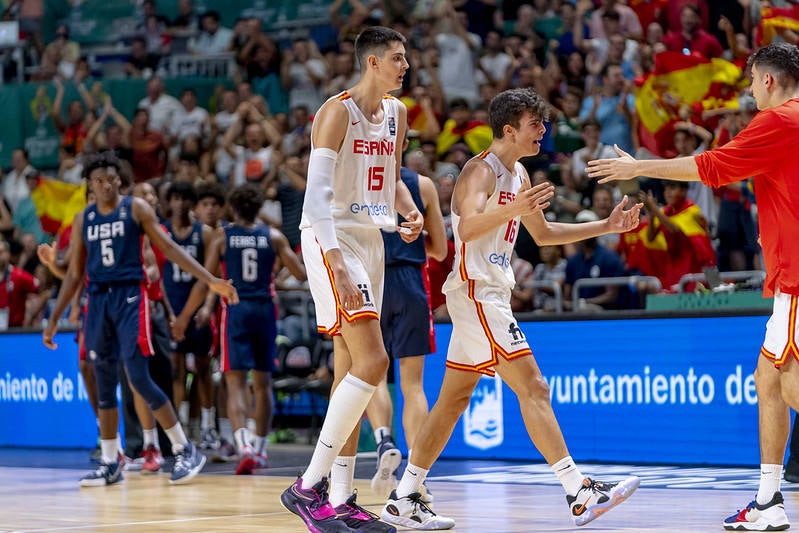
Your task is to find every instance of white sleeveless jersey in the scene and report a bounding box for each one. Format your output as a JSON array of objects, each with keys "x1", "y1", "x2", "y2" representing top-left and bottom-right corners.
[
  {"x1": 443, "y1": 151, "x2": 526, "y2": 292},
  {"x1": 300, "y1": 91, "x2": 400, "y2": 231}
]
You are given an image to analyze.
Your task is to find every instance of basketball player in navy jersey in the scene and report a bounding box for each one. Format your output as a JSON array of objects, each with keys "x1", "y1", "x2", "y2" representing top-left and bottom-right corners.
[
  {"x1": 365, "y1": 152, "x2": 448, "y2": 501},
  {"x1": 176, "y1": 183, "x2": 305, "y2": 475},
  {"x1": 162, "y1": 182, "x2": 216, "y2": 448},
  {"x1": 42, "y1": 151, "x2": 238, "y2": 487}
]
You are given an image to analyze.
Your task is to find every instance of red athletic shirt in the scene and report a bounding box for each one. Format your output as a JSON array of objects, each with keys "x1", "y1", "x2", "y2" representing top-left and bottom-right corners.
[
  {"x1": 0, "y1": 265, "x2": 40, "y2": 327},
  {"x1": 696, "y1": 98, "x2": 799, "y2": 297}
]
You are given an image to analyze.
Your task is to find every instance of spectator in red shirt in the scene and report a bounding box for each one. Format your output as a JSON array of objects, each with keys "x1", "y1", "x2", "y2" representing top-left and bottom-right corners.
[
  {"x1": 0, "y1": 238, "x2": 43, "y2": 328},
  {"x1": 130, "y1": 108, "x2": 168, "y2": 182},
  {"x1": 662, "y1": 4, "x2": 722, "y2": 59},
  {"x1": 587, "y1": 43, "x2": 799, "y2": 532}
]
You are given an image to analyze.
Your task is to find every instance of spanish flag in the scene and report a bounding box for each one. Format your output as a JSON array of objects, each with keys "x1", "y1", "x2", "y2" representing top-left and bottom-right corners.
[
  {"x1": 635, "y1": 52, "x2": 743, "y2": 157},
  {"x1": 757, "y1": 5, "x2": 799, "y2": 46},
  {"x1": 436, "y1": 119, "x2": 493, "y2": 156},
  {"x1": 652, "y1": 199, "x2": 716, "y2": 289},
  {"x1": 30, "y1": 176, "x2": 87, "y2": 235}
]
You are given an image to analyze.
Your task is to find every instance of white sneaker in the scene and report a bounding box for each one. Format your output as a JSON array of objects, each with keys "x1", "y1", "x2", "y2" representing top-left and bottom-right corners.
[
  {"x1": 381, "y1": 489, "x2": 455, "y2": 530},
  {"x1": 723, "y1": 492, "x2": 790, "y2": 531},
  {"x1": 371, "y1": 436, "x2": 402, "y2": 498},
  {"x1": 567, "y1": 476, "x2": 640, "y2": 526}
]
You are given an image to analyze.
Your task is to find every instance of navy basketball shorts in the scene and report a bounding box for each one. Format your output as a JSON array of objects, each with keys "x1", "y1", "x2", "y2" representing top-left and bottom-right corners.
[
  {"x1": 220, "y1": 298, "x2": 277, "y2": 373},
  {"x1": 381, "y1": 263, "x2": 436, "y2": 358}
]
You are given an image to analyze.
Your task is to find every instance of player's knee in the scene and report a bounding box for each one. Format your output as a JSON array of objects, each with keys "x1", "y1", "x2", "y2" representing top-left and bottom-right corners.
[
  {"x1": 125, "y1": 358, "x2": 169, "y2": 410},
  {"x1": 516, "y1": 376, "x2": 551, "y2": 404}
]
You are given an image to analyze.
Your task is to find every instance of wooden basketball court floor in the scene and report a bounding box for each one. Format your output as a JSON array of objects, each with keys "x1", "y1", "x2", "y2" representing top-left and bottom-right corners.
[{"x1": 1, "y1": 451, "x2": 797, "y2": 533}]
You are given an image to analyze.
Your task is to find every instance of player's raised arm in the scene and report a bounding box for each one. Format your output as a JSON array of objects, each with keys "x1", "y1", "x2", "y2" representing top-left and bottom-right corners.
[
  {"x1": 132, "y1": 197, "x2": 238, "y2": 304},
  {"x1": 43, "y1": 211, "x2": 87, "y2": 349}
]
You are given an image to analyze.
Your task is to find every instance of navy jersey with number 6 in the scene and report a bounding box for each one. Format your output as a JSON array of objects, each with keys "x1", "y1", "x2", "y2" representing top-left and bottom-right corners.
[
  {"x1": 83, "y1": 196, "x2": 145, "y2": 284},
  {"x1": 223, "y1": 224, "x2": 276, "y2": 300},
  {"x1": 163, "y1": 220, "x2": 205, "y2": 312}
]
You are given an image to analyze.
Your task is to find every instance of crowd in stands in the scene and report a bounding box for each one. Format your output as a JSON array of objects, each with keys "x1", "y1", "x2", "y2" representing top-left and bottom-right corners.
[{"x1": 0, "y1": 0, "x2": 780, "y2": 328}]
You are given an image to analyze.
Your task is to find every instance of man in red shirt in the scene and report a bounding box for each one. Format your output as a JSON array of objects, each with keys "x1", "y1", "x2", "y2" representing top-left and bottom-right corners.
[
  {"x1": 662, "y1": 4, "x2": 722, "y2": 59},
  {"x1": 0, "y1": 238, "x2": 43, "y2": 328},
  {"x1": 587, "y1": 42, "x2": 799, "y2": 532}
]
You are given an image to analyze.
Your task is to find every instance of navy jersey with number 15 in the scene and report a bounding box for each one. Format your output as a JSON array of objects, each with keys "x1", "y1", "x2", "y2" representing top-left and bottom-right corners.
[
  {"x1": 163, "y1": 220, "x2": 205, "y2": 312},
  {"x1": 223, "y1": 224, "x2": 276, "y2": 300},
  {"x1": 83, "y1": 196, "x2": 145, "y2": 284}
]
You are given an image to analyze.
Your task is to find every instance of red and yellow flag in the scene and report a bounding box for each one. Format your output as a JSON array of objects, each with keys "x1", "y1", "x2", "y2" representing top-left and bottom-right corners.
[
  {"x1": 30, "y1": 176, "x2": 86, "y2": 235},
  {"x1": 436, "y1": 119, "x2": 493, "y2": 156},
  {"x1": 757, "y1": 5, "x2": 799, "y2": 46},
  {"x1": 635, "y1": 52, "x2": 743, "y2": 157}
]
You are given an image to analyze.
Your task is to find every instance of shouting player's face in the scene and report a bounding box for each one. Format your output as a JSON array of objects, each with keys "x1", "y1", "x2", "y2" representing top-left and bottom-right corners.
[{"x1": 511, "y1": 111, "x2": 547, "y2": 157}]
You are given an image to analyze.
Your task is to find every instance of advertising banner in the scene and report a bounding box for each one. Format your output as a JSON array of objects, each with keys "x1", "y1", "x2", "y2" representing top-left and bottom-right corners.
[{"x1": 395, "y1": 315, "x2": 770, "y2": 466}]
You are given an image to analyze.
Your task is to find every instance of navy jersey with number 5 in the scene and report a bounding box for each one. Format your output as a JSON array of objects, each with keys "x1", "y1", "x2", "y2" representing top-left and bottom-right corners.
[
  {"x1": 163, "y1": 220, "x2": 205, "y2": 312},
  {"x1": 223, "y1": 224, "x2": 276, "y2": 300},
  {"x1": 83, "y1": 196, "x2": 145, "y2": 284}
]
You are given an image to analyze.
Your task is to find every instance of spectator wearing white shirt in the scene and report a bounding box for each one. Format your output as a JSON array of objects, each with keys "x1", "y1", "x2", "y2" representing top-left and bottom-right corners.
[
  {"x1": 1, "y1": 149, "x2": 36, "y2": 212},
  {"x1": 212, "y1": 90, "x2": 240, "y2": 183},
  {"x1": 221, "y1": 101, "x2": 281, "y2": 187},
  {"x1": 189, "y1": 11, "x2": 233, "y2": 55},
  {"x1": 280, "y1": 38, "x2": 327, "y2": 113},
  {"x1": 434, "y1": 4, "x2": 481, "y2": 107},
  {"x1": 169, "y1": 89, "x2": 210, "y2": 144},
  {"x1": 477, "y1": 30, "x2": 512, "y2": 90},
  {"x1": 137, "y1": 77, "x2": 182, "y2": 134}
]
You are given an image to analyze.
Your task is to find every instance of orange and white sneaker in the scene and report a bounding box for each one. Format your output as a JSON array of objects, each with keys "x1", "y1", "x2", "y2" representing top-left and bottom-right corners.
[
  {"x1": 141, "y1": 445, "x2": 163, "y2": 474},
  {"x1": 567, "y1": 476, "x2": 640, "y2": 526}
]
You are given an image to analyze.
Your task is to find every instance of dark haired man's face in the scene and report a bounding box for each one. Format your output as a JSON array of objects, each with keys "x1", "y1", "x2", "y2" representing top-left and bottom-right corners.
[
  {"x1": 451, "y1": 107, "x2": 470, "y2": 127},
  {"x1": 89, "y1": 167, "x2": 121, "y2": 204},
  {"x1": 169, "y1": 194, "x2": 194, "y2": 219},
  {"x1": 372, "y1": 41, "x2": 408, "y2": 91},
  {"x1": 680, "y1": 8, "x2": 699, "y2": 34},
  {"x1": 202, "y1": 16, "x2": 219, "y2": 34},
  {"x1": 195, "y1": 197, "x2": 222, "y2": 226},
  {"x1": 664, "y1": 183, "x2": 687, "y2": 206}
]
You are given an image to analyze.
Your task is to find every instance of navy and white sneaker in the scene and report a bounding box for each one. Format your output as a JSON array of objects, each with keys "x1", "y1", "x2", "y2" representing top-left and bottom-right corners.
[
  {"x1": 200, "y1": 427, "x2": 221, "y2": 450},
  {"x1": 335, "y1": 491, "x2": 397, "y2": 532},
  {"x1": 566, "y1": 476, "x2": 640, "y2": 526},
  {"x1": 723, "y1": 492, "x2": 790, "y2": 531},
  {"x1": 371, "y1": 435, "x2": 402, "y2": 498},
  {"x1": 80, "y1": 458, "x2": 124, "y2": 487},
  {"x1": 169, "y1": 442, "x2": 206, "y2": 485}
]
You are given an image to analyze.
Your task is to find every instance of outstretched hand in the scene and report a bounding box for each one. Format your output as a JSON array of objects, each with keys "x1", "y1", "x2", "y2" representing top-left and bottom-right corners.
[
  {"x1": 606, "y1": 195, "x2": 643, "y2": 233},
  {"x1": 586, "y1": 144, "x2": 639, "y2": 183}
]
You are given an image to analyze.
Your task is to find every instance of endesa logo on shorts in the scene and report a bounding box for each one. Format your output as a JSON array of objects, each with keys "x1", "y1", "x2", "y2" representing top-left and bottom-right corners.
[
  {"x1": 350, "y1": 202, "x2": 389, "y2": 216},
  {"x1": 488, "y1": 252, "x2": 511, "y2": 268}
]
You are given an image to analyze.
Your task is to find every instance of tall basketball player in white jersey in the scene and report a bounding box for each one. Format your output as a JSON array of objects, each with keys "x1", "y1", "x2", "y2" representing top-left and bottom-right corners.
[
  {"x1": 381, "y1": 88, "x2": 643, "y2": 530},
  {"x1": 281, "y1": 27, "x2": 423, "y2": 533}
]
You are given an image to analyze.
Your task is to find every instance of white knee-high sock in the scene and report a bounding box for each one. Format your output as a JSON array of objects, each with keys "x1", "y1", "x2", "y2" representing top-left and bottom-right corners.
[
  {"x1": 301, "y1": 373, "x2": 376, "y2": 488},
  {"x1": 329, "y1": 456, "x2": 356, "y2": 507}
]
